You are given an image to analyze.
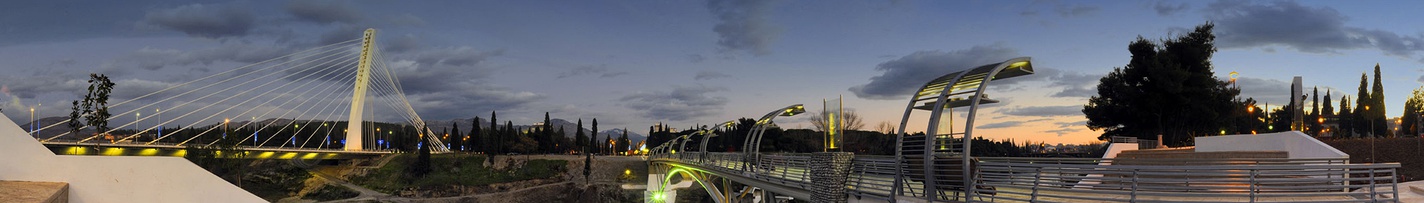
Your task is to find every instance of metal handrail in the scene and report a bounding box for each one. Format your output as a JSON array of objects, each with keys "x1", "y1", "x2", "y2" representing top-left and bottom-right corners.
[{"x1": 652, "y1": 153, "x2": 1400, "y2": 203}]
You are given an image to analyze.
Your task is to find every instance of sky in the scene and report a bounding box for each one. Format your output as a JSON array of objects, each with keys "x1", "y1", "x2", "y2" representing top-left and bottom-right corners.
[{"x1": 4, "y1": 0, "x2": 1424, "y2": 145}]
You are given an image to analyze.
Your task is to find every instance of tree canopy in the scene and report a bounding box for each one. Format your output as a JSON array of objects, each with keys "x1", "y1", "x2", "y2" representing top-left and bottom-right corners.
[{"x1": 1083, "y1": 23, "x2": 1246, "y2": 146}]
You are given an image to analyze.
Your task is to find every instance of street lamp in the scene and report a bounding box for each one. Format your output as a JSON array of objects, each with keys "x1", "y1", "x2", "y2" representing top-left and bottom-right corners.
[
  {"x1": 1366, "y1": 105, "x2": 1375, "y2": 162},
  {"x1": 29, "y1": 107, "x2": 35, "y2": 137},
  {"x1": 155, "y1": 108, "x2": 160, "y2": 140}
]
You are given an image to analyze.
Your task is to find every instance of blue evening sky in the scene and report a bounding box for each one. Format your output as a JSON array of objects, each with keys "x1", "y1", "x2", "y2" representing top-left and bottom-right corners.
[{"x1": 3, "y1": 0, "x2": 1424, "y2": 144}]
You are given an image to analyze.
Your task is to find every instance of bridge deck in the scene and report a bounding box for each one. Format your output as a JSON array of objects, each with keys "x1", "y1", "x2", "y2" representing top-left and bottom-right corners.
[{"x1": 40, "y1": 141, "x2": 389, "y2": 159}]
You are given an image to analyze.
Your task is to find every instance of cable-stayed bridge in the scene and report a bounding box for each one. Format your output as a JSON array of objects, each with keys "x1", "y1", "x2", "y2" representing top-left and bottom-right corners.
[{"x1": 30, "y1": 29, "x2": 444, "y2": 158}]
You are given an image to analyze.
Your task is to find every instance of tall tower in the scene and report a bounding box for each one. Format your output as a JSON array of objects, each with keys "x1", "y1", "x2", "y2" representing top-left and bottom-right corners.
[{"x1": 346, "y1": 28, "x2": 375, "y2": 151}]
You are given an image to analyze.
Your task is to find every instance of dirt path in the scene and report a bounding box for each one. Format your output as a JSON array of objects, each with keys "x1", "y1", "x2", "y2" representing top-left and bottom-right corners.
[{"x1": 310, "y1": 169, "x2": 389, "y2": 198}]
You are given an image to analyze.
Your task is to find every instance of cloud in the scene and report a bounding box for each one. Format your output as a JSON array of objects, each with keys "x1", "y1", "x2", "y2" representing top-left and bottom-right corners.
[
  {"x1": 408, "y1": 46, "x2": 504, "y2": 67},
  {"x1": 694, "y1": 71, "x2": 731, "y2": 80},
  {"x1": 558, "y1": 65, "x2": 628, "y2": 79},
  {"x1": 1039, "y1": 68, "x2": 1103, "y2": 98},
  {"x1": 383, "y1": 34, "x2": 423, "y2": 53},
  {"x1": 620, "y1": 85, "x2": 729, "y2": 121},
  {"x1": 1054, "y1": 4, "x2": 1099, "y2": 17},
  {"x1": 1208, "y1": 1, "x2": 1424, "y2": 59},
  {"x1": 0, "y1": 75, "x2": 86, "y2": 99},
  {"x1": 140, "y1": 3, "x2": 254, "y2": 38},
  {"x1": 103, "y1": 42, "x2": 292, "y2": 71},
  {"x1": 1055, "y1": 120, "x2": 1087, "y2": 128},
  {"x1": 979, "y1": 121, "x2": 1025, "y2": 129},
  {"x1": 383, "y1": 14, "x2": 428, "y2": 27},
  {"x1": 849, "y1": 45, "x2": 1020, "y2": 100},
  {"x1": 368, "y1": 46, "x2": 541, "y2": 120},
  {"x1": 997, "y1": 105, "x2": 1082, "y2": 117},
  {"x1": 706, "y1": 0, "x2": 782, "y2": 56},
  {"x1": 285, "y1": 0, "x2": 363, "y2": 24},
  {"x1": 688, "y1": 54, "x2": 706, "y2": 63},
  {"x1": 402, "y1": 86, "x2": 543, "y2": 121},
  {"x1": 1043, "y1": 128, "x2": 1083, "y2": 136},
  {"x1": 1153, "y1": 1, "x2": 1189, "y2": 16}
]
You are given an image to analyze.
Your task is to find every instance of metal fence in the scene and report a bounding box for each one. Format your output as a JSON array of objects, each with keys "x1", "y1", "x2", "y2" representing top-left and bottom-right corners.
[
  {"x1": 656, "y1": 153, "x2": 1401, "y2": 203},
  {"x1": 652, "y1": 152, "x2": 817, "y2": 190}
]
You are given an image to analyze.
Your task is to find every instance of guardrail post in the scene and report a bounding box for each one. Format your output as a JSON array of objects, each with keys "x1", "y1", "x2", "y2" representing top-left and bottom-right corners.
[
  {"x1": 1392, "y1": 170, "x2": 1399, "y2": 202},
  {"x1": 1131, "y1": 169, "x2": 1138, "y2": 202},
  {"x1": 1369, "y1": 167, "x2": 1377, "y2": 202},
  {"x1": 1249, "y1": 168, "x2": 1257, "y2": 203},
  {"x1": 1032, "y1": 167, "x2": 1041, "y2": 202},
  {"x1": 810, "y1": 152, "x2": 853, "y2": 203}
]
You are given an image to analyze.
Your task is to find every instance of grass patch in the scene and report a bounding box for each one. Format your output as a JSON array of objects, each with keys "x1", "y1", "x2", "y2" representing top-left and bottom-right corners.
[
  {"x1": 352, "y1": 153, "x2": 567, "y2": 193},
  {"x1": 238, "y1": 161, "x2": 312, "y2": 202},
  {"x1": 303, "y1": 185, "x2": 360, "y2": 201}
]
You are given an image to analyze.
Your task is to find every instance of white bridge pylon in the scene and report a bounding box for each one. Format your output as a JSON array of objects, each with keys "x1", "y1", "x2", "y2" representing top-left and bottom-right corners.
[{"x1": 32, "y1": 28, "x2": 447, "y2": 152}]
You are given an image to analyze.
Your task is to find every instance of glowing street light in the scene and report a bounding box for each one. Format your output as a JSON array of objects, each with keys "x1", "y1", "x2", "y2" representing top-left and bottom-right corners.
[{"x1": 29, "y1": 107, "x2": 34, "y2": 137}]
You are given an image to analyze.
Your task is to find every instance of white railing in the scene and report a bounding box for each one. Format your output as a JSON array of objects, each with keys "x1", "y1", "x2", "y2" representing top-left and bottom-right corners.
[
  {"x1": 652, "y1": 152, "x2": 816, "y2": 190},
  {"x1": 958, "y1": 157, "x2": 1395, "y2": 202},
  {"x1": 655, "y1": 153, "x2": 1399, "y2": 202}
]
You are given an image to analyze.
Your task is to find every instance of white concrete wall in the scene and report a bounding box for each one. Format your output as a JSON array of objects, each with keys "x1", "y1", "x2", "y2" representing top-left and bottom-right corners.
[
  {"x1": 1195, "y1": 131, "x2": 1348, "y2": 159},
  {"x1": 1101, "y1": 142, "x2": 1139, "y2": 160},
  {"x1": 0, "y1": 112, "x2": 264, "y2": 203}
]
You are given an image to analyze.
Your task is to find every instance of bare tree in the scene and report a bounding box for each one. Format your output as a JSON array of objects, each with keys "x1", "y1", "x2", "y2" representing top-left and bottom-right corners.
[
  {"x1": 874, "y1": 121, "x2": 896, "y2": 135},
  {"x1": 811, "y1": 110, "x2": 866, "y2": 131}
]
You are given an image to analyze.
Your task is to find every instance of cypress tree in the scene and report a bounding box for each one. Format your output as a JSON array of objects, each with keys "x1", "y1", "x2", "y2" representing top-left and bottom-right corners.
[
  {"x1": 1340, "y1": 96, "x2": 1354, "y2": 137},
  {"x1": 543, "y1": 112, "x2": 552, "y2": 153},
  {"x1": 1356, "y1": 74, "x2": 1371, "y2": 136},
  {"x1": 576, "y1": 119, "x2": 586, "y2": 153},
  {"x1": 1323, "y1": 91, "x2": 1334, "y2": 136},
  {"x1": 591, "y1": 118, "x2": 600, "y2": 154},
  {"x1": 470, "y1": 117, "x2": 482, "y2": 153},
  {"x1": 1309, "y1": 87, "x2": 1321, "y2": 136},
  {"x1": 1371, "y1": 64, "x2": 1389, "y2": 136},
  {"x1": 561, "y1": 126, "x2": 572, "y2": 153}
]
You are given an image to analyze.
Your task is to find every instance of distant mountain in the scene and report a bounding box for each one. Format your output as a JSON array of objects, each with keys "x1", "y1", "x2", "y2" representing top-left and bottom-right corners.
[{"x1": 600, "y1": 128, "x2": 647, "y2": 143}]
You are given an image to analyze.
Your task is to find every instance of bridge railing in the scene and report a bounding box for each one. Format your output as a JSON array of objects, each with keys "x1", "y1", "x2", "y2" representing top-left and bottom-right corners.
[
  {"x1": 846, "y1": 155, "x2": 899, "y2": 201},
  {"x1": 652, "y1": 152, "x2": 818, "y2": 190},
  {"x1": 975, "y1": 157, "x2": 1399, "y2": 202}
]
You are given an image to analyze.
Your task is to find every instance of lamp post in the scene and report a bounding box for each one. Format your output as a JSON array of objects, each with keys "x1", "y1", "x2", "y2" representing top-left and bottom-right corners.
[
  {"x1": 155, "y1": 108, "x2": 160, "y2": 141},
  {"x1": 29, "y1": 107, "x2": 35, "y2": 137},
  {"x1": 1366, "y1": 105, "x2": 1374, "y2": 163}
]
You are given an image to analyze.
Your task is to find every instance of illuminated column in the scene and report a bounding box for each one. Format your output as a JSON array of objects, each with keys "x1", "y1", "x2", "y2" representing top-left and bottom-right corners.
[{"x1": 346, "y1": 28, "x2": 375, "y2": 151}]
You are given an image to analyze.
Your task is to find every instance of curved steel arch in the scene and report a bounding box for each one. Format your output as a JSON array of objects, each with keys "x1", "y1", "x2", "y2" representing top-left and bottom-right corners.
[
  {"x1": 740, "y1": 104, "x2": 804, "y2": 172},
  {"x1": 656, "y1": 167, "x2": 731, "y2": 203},
  {"x1": 891, "y1": 57, "x2": 1034, "y2": 202}
]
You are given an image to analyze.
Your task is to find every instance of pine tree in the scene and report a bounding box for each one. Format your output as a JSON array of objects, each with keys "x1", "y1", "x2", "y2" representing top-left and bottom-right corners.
[{"x1": 1402, "y1": 87, "x2": 1424, "y2": 137}]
